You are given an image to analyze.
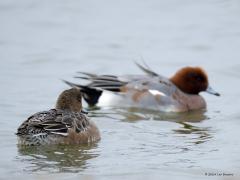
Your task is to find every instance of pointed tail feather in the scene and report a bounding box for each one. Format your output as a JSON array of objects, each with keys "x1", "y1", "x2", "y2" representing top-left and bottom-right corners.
[{"x1": 135, "y1": 61, "x2": 159, "y2": 77}]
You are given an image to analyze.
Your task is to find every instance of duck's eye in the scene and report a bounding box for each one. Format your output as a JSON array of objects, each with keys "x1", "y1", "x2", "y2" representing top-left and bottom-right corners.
[
  {"x1": 188, "y1": 73, "x2": 204, "y2": 82},
  {"x1": 196, "y1": 76, "x2": 204, "y2": 81}
]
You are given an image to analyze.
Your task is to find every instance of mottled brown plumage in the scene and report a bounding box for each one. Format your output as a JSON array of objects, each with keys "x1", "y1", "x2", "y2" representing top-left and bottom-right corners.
[
  {"x1": 16, "y1": 88, "x2": 100, "y2": 145},
  {"x1": 56, "y1": 88, "x2": 82, "y2": 112}
]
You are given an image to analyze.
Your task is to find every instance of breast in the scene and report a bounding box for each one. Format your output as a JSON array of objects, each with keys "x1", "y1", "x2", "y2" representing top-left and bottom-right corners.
[{"x1": 171, "y1": 90, "x2": 206, "y2": 112}]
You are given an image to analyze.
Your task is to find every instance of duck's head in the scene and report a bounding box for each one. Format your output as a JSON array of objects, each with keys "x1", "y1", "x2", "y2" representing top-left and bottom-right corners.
[
  {"x1": 56, "y1": 88, "x2": 82, "y2": 112},
  {"x1": 170, "y1": 67, "x2": 220, "y2": 96}
]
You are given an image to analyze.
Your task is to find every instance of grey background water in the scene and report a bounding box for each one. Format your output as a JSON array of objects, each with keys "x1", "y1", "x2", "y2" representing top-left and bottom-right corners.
[{"x1": 1, "y1": 0, "x2": 240, "y2": 179}]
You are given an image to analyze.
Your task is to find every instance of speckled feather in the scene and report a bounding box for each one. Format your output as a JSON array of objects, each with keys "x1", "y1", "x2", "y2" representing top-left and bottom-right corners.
[{"x1": 16, "y1": 109, "x2": 90, "y2": 145}]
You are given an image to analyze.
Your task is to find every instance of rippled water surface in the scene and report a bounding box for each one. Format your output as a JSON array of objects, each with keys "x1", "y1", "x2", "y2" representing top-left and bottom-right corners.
[{"x1": 1, "y1": 0, "x2": 240, "y2": 179}]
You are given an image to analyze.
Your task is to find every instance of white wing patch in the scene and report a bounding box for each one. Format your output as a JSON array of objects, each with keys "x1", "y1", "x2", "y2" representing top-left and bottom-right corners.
[{"x1": 148, "y1": 89, "x2": 166, "y2": 97}]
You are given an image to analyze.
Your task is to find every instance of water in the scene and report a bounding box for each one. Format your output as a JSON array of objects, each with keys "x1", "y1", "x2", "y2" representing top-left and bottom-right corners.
[{"x1": 1, "y1": 0, "x2": 240, "y2": 179}]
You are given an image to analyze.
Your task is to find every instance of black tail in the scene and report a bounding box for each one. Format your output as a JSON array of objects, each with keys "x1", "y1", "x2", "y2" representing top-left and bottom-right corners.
[{"x1": 63, "y1": 80, "x2": 102, "y2": 106}]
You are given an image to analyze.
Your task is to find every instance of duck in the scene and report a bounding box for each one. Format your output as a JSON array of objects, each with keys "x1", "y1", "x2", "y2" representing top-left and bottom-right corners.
[
  {"x1": 16, "y1": 88, "x2": 100, "y2": 145},
  {"x1": 64, "y1": 63, "x2": 220, "y2": 112}
]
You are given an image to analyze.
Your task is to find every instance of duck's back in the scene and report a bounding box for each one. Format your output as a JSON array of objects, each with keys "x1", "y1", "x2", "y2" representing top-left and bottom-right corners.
[{"x1": 17, "y1": 109, "x2": 100, "y2": 145}]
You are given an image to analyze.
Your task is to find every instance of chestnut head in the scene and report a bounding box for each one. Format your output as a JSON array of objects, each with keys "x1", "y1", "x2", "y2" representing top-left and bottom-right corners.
[{"x1": 170, "y1": 67, "x2": 220, "y2": 96}]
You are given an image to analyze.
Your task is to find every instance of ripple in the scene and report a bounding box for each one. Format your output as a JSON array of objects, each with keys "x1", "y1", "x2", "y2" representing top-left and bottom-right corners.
[
  {"x1": 16, "y1": 143, "x2": 99, "y2": 173},
  {"x1": 87, "y1": 107, "x2": 208, "y2": 123}
]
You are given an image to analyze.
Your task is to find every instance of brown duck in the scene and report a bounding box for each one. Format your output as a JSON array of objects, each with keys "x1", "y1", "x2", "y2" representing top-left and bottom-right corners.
[{"x1": 16, "y1": 88, "x2": 100, "y2": 145}]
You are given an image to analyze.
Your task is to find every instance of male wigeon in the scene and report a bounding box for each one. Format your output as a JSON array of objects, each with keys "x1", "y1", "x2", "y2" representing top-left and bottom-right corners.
[
  {"x1": 16, "y1": 88, "x2": 100, "y2": 145},
  {"x1": 64, "y1": 63, "x2": 220, "y2": 112}
]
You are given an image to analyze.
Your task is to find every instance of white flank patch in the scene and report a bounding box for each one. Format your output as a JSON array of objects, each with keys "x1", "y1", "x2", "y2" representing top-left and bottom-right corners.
[
  {"x1": 149, "y1": 89, "x2": 166, "y2": 97},
  {"x1": 98, "y1": 91, "x2": 121, "y2": 106}
]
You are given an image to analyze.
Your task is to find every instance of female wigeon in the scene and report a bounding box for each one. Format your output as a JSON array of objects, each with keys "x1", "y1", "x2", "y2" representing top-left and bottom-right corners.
[
  {"x1": 16, "y1": 88, "x2": 100, "y2": 145},
  {"x1": 64, "y1": 63, "x2": 220, "y2": 112}
]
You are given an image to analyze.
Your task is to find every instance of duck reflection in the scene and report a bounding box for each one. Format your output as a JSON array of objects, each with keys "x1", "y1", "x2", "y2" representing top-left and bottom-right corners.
[
  {"x1": 87, "y1": 107, "x2": 212, "y2": 145},
  {"x1": 173, "y1": 122, "x2": 213, "y2": 145},
  {"x1": 87, "y1": 107, "x2": 208, "y2": 123},
  {"x1": 17, "y1": 143, "x2": 99, "y2": 173},
  {"x1": 119, "y1": 108, "x2": 212, "y2": 144}
]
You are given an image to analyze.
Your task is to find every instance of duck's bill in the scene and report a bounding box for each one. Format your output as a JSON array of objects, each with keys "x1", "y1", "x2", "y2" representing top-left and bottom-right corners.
[{"x1": 206, "y1": 86, "x2": 220, "y2": 96}]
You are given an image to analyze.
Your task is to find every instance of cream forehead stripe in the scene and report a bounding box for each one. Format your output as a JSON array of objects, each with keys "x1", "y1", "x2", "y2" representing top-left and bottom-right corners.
[{"x1": 148, "y1": 89, "x2": 166, "y2": 97}]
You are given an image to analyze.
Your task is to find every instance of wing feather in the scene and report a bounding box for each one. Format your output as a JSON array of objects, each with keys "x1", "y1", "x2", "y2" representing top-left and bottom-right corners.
[{"x1": 16, "y1": 109, "x2": 89, "y2": 137}]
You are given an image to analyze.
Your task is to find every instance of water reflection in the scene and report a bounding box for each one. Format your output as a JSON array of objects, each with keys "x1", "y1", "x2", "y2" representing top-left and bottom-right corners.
[
  {"x1": 87, "y1": 107, "x2": 212, "y2": 145},
  {"x1": 173, "y1": 122, "x2": 212, "y2": 145},
  {"x1": 87, "y1": 106, "x2": 208, "y2": 123},
  {"x1": 17, "y1": 143, "x2": 99, "y2": 173}
]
